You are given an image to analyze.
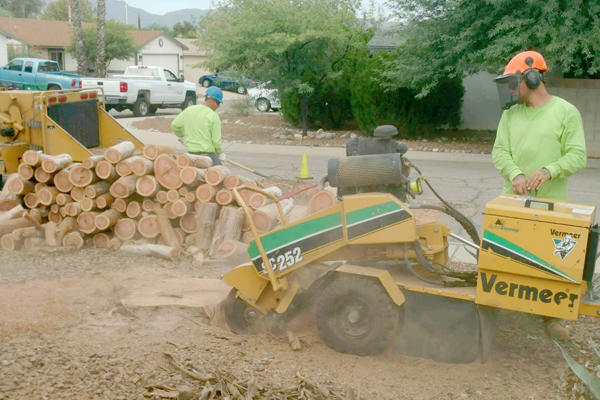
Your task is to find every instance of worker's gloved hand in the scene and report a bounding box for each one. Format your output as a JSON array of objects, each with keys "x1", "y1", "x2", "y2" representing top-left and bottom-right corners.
[
  {"x1": 511, "y1": 174, "x2": 527, "y2": 195},
  {"x1": 219, "y1": 153, "x2": 227, "y2": 162},
  {"x1": 526, "y1": 169, "x2": 551, "y2": 191}
]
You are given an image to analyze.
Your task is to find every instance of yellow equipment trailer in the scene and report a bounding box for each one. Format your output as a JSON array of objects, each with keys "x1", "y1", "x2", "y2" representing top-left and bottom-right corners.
[
  {"x1": 0, "y1": 88, "x2": 143, "y2": 175},
  {"x1": 223, "y1": 185, "x2": 600, "y2": 363}
]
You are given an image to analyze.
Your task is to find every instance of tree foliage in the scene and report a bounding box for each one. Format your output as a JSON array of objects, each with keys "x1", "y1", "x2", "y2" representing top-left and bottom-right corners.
[
  {"x1": 0, "y1": 0, "x2": 44, "y2": 18},
  {"x1": 41, "y1": 0, "x2": 95, "y2": 22},
  {"x1": 383, "y1": 0, "x2": 600, "y2": 96},
  {"x1": 67, "y1": 21, "x2": 139, "y2": 73},
  {"x1": 172, "y1": 21, "x2": 198, "y2": 38},
  {"x1": 199, "y1": 0, "x2": 367, "y2": 128}
]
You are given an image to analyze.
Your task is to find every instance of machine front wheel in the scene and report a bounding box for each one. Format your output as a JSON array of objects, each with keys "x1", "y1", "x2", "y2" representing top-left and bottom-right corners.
[
  {"x1": 223, "y1": 289, "x2": 264, "y2": 333},
  {"x1": 316, "y1": 275, "x2": 399, "y2": 356}
]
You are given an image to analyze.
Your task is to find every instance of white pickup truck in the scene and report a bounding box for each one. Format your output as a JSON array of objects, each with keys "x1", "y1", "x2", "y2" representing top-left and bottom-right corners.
[{"x1": 81, "y1": 65, "x2": 197, "y2": 117}]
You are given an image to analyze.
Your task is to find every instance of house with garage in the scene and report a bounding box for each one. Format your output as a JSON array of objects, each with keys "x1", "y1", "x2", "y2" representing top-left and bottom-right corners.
[
  {"x1": 368, "y1": 28, "x2": 600, "y2": 157},
  {"x1": 176, "y1": 37, "x2": 211, "y2": 86},
  {"x1": 0, "y1": 17, "x2": 188, "y2": 77}
]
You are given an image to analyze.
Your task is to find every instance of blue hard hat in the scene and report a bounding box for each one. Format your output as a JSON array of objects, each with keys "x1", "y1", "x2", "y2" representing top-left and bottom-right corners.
[{"x1": 206, "y1": 86, "x2": 223, "y2": 104}]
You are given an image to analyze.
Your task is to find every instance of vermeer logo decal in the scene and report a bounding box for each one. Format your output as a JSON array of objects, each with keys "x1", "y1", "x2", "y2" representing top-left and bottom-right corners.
[{"x1": 552, "y1": 235, "x2": 577, "y2": 260}]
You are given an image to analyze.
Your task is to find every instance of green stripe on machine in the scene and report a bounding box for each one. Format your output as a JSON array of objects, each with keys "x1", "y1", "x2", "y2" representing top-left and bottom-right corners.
[
  {"x1": 346, "y1": 201, "x2": 402, "y2": 226},
  {"x1": 248, "y1": 212, "x2": 343, "y2": 260},
  {"x1": 482, "y1": 230, "x2": 577, "y2": 283}
]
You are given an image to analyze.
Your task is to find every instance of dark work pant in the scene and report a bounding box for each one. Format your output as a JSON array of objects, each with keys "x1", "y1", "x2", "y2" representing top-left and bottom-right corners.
[{"x1": 190, "y1": 152, "x2": 221, "y2": 166}]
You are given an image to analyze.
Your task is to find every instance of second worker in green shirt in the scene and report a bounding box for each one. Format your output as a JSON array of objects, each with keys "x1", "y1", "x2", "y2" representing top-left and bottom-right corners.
[{"x1": 172, "y1": 86, "x2": 224, "y2": 166}]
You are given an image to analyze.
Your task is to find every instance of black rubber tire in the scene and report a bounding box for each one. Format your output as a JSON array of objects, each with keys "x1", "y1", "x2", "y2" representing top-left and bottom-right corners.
[
  {"x1": 316, "y1": 275, "x2": 399, "y2": 356},
  {"x1": 201, "y1": 79, "x2": 211, "y2": 88},
  {"x1": 47, "y1": 84, "x2": 60, "y2": 91},
  {"x1": 182, "y1": 95, "x2": 196, "y2": 110},
  {"x1": 255, "y1": 98, "x2": 271, "y2": 112},
  {"x1": 236, "y1": 86, "x2": 246, "y2": 94},
  {"x1": 133, "y1": 97, "x2": 150, "y2": 117},
  {"x1": 223, "y1": 289, "x2": 263, "y2": 333}
]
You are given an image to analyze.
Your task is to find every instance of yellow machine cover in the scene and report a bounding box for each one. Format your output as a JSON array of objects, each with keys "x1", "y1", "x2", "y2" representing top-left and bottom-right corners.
[{"x1": 476, "y1": 194, "x2": 597, "y2": 320}]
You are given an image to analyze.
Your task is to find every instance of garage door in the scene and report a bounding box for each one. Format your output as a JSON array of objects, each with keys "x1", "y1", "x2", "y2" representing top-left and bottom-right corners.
[{"x1": 140, "y1": 54, "x2": 179, "y2": 76}]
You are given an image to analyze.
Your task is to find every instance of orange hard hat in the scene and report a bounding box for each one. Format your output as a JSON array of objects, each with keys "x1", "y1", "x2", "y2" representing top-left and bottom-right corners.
[{"x1": 503, "y1": 51, "x2": 548, "y2": 75}]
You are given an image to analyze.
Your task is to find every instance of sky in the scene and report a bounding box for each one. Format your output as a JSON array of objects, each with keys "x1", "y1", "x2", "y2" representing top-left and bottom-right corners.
[{"x1": 122, "y1": 0, "x2": 388, "y2": 15}]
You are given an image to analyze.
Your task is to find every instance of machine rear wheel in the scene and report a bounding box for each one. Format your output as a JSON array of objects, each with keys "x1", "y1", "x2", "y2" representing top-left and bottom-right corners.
[
  {"x1": 316, "y1": 275, "x2": 399, "y2": 356},
  {"x1": 223, "y1": 289, "x2": 263, "y2": 333}
]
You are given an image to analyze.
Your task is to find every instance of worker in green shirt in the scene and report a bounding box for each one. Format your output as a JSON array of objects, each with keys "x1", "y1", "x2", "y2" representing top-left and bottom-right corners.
[
  {"x1": 492, "y1": 50, "x2": 587, "y2": 201},
  {"x1": 492, "y1": 50, "x2": 587, "y2": 341},
  {"x1": 171, "y1": 86, "x2": 225, "y2": 165}
]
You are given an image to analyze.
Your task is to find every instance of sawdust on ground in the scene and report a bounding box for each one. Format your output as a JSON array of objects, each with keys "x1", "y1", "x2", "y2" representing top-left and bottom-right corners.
[{"x1": 0, "y1": 233, "x2": 597, "y2": 399}]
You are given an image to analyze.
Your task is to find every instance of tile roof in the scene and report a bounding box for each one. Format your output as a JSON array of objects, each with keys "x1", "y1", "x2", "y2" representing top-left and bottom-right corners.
[
  {"x1": 0, "y1": 17, "x2": 184, "y2": 49},
  {"x1": 0, "y1": 17, "x2": 73, "y2": 47}
]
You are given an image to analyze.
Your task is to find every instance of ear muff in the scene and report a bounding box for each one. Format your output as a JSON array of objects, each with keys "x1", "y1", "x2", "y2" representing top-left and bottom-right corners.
[{"x1": 523, "y1": 56, "x2": 542, "y2": 89}]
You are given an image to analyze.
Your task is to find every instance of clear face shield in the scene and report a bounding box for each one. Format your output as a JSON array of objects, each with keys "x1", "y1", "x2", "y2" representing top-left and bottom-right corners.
[{"x1": 494, "y1": 74, "x2": 520, "y2": 110}]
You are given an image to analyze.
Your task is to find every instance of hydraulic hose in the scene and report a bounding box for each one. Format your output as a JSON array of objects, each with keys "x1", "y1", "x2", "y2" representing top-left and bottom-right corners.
[
  {"x1": 410, "y1": 242, "x2": 477, "y2": 287},
  {"x1": 408, "y1": 203, "x2": 480, "y2": 250},
  {"x1": 405, "y1": 158, "x2": 481, "y2": 246}
]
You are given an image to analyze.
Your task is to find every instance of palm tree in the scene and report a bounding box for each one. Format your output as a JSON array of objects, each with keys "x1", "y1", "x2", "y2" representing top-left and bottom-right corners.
[
  {"x1": 71, "y1": 0, "x2": 87, "y2": 75},
  {"x1": 96, "y1": 0, "x2": 106, "y2": 77}
]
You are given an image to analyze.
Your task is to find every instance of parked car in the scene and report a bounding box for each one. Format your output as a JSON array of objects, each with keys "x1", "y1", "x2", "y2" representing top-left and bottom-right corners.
[
  {"x1": 81, "y1": 65, "x2": 197, "y2": 117},
  {"x1": 198, "y1": 72, "x2": 258, "y2": 94},
  {"x1": 0, "y1": 58, "x2": 81, "y2": 90},
  {"x1": 247, "y1": 81, "x2": 280, "y2": 112}
]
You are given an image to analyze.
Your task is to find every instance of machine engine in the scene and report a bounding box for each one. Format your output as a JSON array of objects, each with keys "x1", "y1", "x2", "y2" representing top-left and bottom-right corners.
[{"x1": 329, "y1": 125, "x2": 417, "y2": 201}]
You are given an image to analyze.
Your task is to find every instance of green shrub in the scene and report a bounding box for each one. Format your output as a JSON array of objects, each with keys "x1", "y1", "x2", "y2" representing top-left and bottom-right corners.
[
  {"x1": 280, "y1": 81, "x2": 353, "y2": 130},
  {"x1": 350, "y1": 55, "x2": 465, "y2": 136}
]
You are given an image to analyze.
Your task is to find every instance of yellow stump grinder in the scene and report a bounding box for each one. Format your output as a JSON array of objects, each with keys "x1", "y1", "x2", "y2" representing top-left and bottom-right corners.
[{"x1": 224, "y1": 127, "x2": 599, "y2": 363}]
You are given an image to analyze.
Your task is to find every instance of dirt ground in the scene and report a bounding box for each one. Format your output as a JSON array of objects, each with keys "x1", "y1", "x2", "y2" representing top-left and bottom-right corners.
[
  {"x1": 131, "y1": 112, "x2": 495, "y2": 154},
  {"x1": 1, "y1": 114, "x2": 598, "y2": 399},
  {"x1": 1, "y1": 245, "x2": 598, "y2": 400}
]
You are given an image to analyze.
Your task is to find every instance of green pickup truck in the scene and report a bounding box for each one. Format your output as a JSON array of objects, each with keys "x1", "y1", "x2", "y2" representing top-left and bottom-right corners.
[{"x1": 0, "y1": 58, "x2": 81, "y2": 90}]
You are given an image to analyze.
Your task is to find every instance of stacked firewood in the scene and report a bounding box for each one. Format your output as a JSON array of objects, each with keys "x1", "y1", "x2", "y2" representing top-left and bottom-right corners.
[{"x1": 0, "y1": 141, "x2": 338, "y2": 264}]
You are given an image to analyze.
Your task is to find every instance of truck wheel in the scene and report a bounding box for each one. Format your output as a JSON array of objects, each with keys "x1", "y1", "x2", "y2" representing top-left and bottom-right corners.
[
  {"x1": 236, "y1": 86, "x2": 246, "y2": 95},
  {"x1": 223, "y1": 289, "x2": 263, "y2": 333},
  {"x1": 255, "y1": 98, "x2": 271, "y2": 112},
  {"x1": 133, "y1": 97, "x2": 150, "y2": 117},
  {"x1": 316, "y1": 275, "x2": 399, "y2": 356},
  {"x1": 182, "y1": 95, "x2": 196, "y2": 110},
  {"x1": 201, "y1": 79, "x2": 211, "y2": 88},
  {"x1": 47, "y1": 84, "x2": 60, "y2": 91}
]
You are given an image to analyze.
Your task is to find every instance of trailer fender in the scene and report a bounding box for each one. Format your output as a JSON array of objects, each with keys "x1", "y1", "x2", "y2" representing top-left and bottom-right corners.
[{"x1": 335, "y1": 263, "x2": 405, "y2": 306}]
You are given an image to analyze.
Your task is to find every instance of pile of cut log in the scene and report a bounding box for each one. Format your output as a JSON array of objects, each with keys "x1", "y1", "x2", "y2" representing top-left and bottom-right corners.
[{"x1": 0, "y1": 141, "x2": 338, "y2": 265}]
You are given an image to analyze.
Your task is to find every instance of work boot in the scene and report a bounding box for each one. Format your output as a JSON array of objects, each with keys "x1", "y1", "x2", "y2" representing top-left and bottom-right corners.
[{"x1": 544, "y1": 318, "x2": 570, "y2": 341}]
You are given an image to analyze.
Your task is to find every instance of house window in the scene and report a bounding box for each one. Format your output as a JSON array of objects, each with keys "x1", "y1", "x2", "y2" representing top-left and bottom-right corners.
[{"x1": 48, "y1": 49, "x2": 64, "y2": 70}]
